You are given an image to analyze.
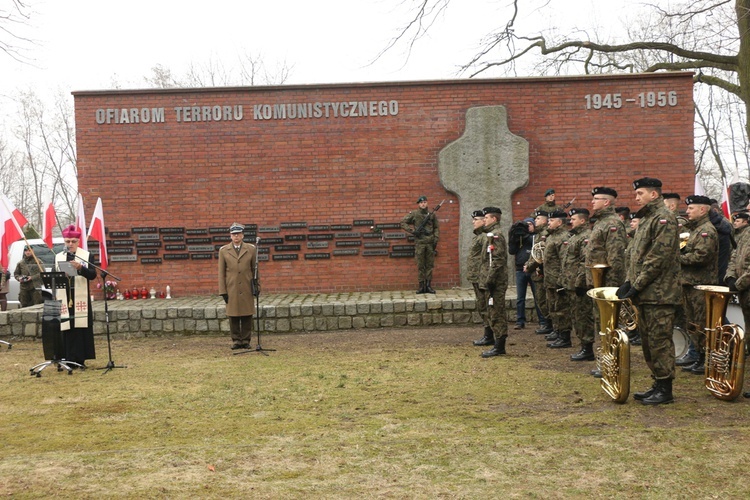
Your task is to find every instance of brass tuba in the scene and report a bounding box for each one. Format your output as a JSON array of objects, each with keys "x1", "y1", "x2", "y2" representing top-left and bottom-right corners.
[
  {"x1": 588, "y1": 264, "x2": 638, "y2": 332},
  {"x1": 587, "y1": 287, "x2": 630, "y2": 403},
  {"x1": 694, "y1": 285, "x2": 746, "y2": 401}
]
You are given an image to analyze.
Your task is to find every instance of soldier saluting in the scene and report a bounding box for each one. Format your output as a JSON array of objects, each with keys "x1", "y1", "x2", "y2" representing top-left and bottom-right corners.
[{"x1": 401, "y1": 195, "x2": 440, "y2": 294}]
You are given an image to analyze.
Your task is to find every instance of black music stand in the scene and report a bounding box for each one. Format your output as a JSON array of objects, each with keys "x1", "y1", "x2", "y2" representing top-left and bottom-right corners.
[
  {"x1": 235, "y1": 238, "x2": 275, "y2": 356},
  {"x1": 29, "y1": 271, "x2": 84, "y2": 376},
  {"x1": 96, "y1": 270, "x2": 126, "y2": 374}
]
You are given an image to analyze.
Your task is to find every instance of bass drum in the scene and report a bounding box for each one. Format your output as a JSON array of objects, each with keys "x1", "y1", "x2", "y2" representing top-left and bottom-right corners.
[{"x1": 673, "y1": 326, "x2": 690, "y2": 358}]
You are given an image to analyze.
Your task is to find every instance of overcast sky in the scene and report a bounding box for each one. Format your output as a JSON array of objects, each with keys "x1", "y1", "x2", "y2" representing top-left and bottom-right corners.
[{"x1": 1, "y1": 0, "x2": 634, "y2": 99}]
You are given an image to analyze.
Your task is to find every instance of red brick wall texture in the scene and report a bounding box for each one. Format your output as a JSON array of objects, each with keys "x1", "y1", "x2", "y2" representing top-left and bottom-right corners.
[{"x1": 74, "y1": 72, "x2": 695, "y2": 295}]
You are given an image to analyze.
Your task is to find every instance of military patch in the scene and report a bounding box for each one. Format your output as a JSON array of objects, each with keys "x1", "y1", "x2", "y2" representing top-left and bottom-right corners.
[
  {"x1": 609, "y1": 226, "x2": 618, "y2": 232},
  {"x1": 701, "y1": 232, "x2": 708, "y2": 238},
  {"x1": 563, "y1": 241, "x2": 569, "y2": 245},
  {"x1": 584, "y1": 239, "x2": 589, "y2": 244},
  {"x1": 659, "y1": 219, "x2": 667, "y2": 224}
]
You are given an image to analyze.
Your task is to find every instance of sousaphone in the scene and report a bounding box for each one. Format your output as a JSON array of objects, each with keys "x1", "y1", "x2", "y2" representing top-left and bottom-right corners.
[{"x1": 587, "y1": 287, "x2": 630, "y2": 403}]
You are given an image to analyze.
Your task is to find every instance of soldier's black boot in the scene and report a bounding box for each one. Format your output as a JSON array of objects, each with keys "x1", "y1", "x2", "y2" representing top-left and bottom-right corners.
[
  {"x1": 688, "y1": 353, "x2": 706, "y2": 375},
  {"x1": 481, "y1": 335, "x2": 507, "y2": 357},
  {"x1": 416, "y1": 281, "x2": 426, "y2": 294},
  {"x1": 535, "y1": 323, "x2": 553, "y2": 335},
  {"x1": 570, "y1": 342, "x2": 595, "y2": 361},
  {"x1": 472, "y1": 326, "x2": 494, "y2": 346},
  {"x1": 627, "y1": 329, "x2": 641, "y2": 346},
  {"x1": 425, "y1": 280, "x2": 436, "y2": 294},
  {"x1": 544, "y1": 330, "x2": 559, "y2": 341},
  {"x1": 641, "y1": 378, "x2": 674, "y2": 405},
  {"x1": 633, "y1": 378, "x2": 657, "y2": 401},
  {"x1": 548, "y1": 330, "x2": 572, "y2": 348}
]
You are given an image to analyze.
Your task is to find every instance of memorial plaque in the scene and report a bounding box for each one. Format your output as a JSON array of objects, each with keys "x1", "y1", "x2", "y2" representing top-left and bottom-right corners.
[
  {"x1": 331, "y1": 224, "x2": 352, "y2": 231},
  {"x1": 109, "y1": 247, "x2": 134, "y2": 255},
  {"x1": 305, "y1": 253, "x2": 330, "y2": 260},
  {"x1": 111, "y1": 239, "x2": 134, "y2": 246},
  {"x1": 243, "y1": 224, "x2": 258, "y2": 231},
  {"x1": 186, "y1": 237, "x2": 211, "y2": 244},
  {"x1": 132, "y1": 226, "x2": 158, "y2": 234},
  {"x1": 308, "y1": 233, "x2": 333, "y2": 241},
  {"x1": 364, "y1": 241, "x2": 390, "y2": 248},
  {"x1": 214, "y1": 245, "x2": 225, "y2": 251},
  {"x1": 188, "y1": 245, "x2": 214, "y2": 252},
  {"x1": 392, "y1": 245, "x2": 415, "y2": 252},
  {"x1": 363, "y1": 249, "x2": 389, "y2": 256},
  {"x1": 390, "y1": 251, "x2": 415, "y2": 258},
  {"x1": 165, "y1": 244, "x2": 186, "y2": 251},
  {"x1": 137, "y1": 249, "x2": 159, "y2": 255},
  {"x1": 335, "y1": 232, "x2": 361, "y2": 239},
  {"x1": 159, "y1": 227, "x2": 185, "y2": 234},
  {"x1": 164, "y1": 253, "x2": 189, "y2": 260},
  {"x1": 191, "y1": 253, "x2": 213, "y2": 260},
  {"x1": 363, "y1": 233, "x2": 384, "y2": 239},
  {"x1": 307, "y1": 241, "x2": 329, "y2": 249},
  {"x1": 333, "y1": 249, "x2": 359, "y2": 256},
  {"x1": 257, "y1": 247, "x2": 269, "y2": 254},
  {"x1": 209, "y1": 227, "x2": 228, "y2": 234},
  {"x1": 136, "y1": 241, "x2": 162, "y2": 248},
  {"x1": 186, "y1": 228, "x2": 207, "y2": 235},
  {"x1": 212, "y1": 235, "x2": 231, "y2": 242},
  {"x1": 258, "y1": 254, "x2": 270, "y2": 262},
  {"x1": 353, "y1": 219, "x2": 374, "y2": 226},
  {"x1": 280, "y1": 221, "x2": 307, "y2": 229},
  {"x1": 163, "y1": 235, "x2": 184, "y2": 242},
  {"x1": 384, "y1": 232, "x2": 407, "y2": 240},
  {"x1": 110, "y1": 231, "x2": 130, "y2": 238},
  {"x1": 138, "y1": 234, "x2": 160, "y2": 240},
  {"x1": 258, "y1": 237, "x2": 283, "y2": 245},
  {"x1": 376, "y1": 223, "x2": 402, "y2": 230},
  {"x1": 259, "y1": 226, "x2": 280, "y2": 233},
  {"x1": 335, "y1": 240, "x2": 361, "y2": 247},
  {"x1": 273, "y1": 254, "x2": 299, "y2": 261},
  {"x1": 275, "y1": 244, "x2": 301, "y2": 252},
  {"x1": 308, "y1": 225, "x2": 330, "y2": 231},
  {"x1": 111, "y1": 255, "x2": 137, "y2": 262},
  {"x1": 285, "y1": 234, "x2": 306, "y2": 241},
  {"x1": 141, "y1": 257, "x2": 162, "y2": 264}
]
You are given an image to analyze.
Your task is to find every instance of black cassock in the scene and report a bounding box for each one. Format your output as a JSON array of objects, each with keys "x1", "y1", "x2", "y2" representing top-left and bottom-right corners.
[{"x1": 59, "y1": 252, "x2": 97, "y2": 365}]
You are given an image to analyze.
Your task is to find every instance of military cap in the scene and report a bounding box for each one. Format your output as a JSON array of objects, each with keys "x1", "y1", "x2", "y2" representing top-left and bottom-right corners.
[
  {"x1": 544, "y1": 188, "x2": 555, "y2": 197},
  {"x1": 568, "y1": 208, "x2": 590, "y2": 217},
  {"x1": 629, "y1": 213, "x2": 640, "y2": 220},
  {"x1": 534, "y1": 210, "x2": 549, "y2": 218},
  {"x1": 685, "y1": 195, "x2": 712, "y2": 206},
  {"x1": 591, "y1": 187, "x2": 618, "y2": 198},
  {"x1": 549, "y1": 210, "x2": 567, "y2": 219},
  {"x1": 632, "y1": 177, "x2": 662, "y2": 190},
  {"x1": 416, "y1": 195, "x2": 428, "y2": 203},
  {"x1": 663, "y1": 192, "x2": 681, "y2": 200},
  {"x1": 734, "y1": 212, "x2": 750, "y2": 221},
  {"x1": 229, "y1": 222, "x2": 245, "y2": 233},
  {"x1": 483, "y1": 206, "x2": 502, "y2": 216},
  {"x1": 615, "y1": 206, "x2": 630, "y2": 215},
  {"x1": 471, "y1": 210, "x2": 485, "y2": 218}
]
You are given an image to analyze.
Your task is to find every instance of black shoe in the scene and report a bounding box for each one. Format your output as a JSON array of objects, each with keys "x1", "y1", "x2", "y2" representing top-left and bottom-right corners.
[
  {"x1": 641, "y1": 379, "x2": 674, "y2": 405},
  {"x1": 424, "y1": 280, "x2": 436, "y2": 294},
  {"x1": 570, "y1": 343, "x2": 595, "y2": 361},
  {"x1": 545, "y1": 330, "x2": 559, "y2": 341},
  {"x1": 675, "y1": 353, "x2": 698, "y2": 366},
  {"x1": 416, "y1": 281, "x2": 426, "y2": 294},
  {"x1": 689, "y1": 362, "x2": 705, "y2": 375},
  {"x1": 633, "y1": 380, "x2": 657, "y2": 401},
  {"x1": 481, "y1": 336, "x2": 507, "y2": 357},
  {"x1": 473, "y1": 326, "x2": 494, "y2": 346},
  {"x1": 231, "y1": 344, "x2": 243, "y2": 350},
  {"x1": 535, "y1": 325, "x2": 553, "y2": 335},
  {"x1": 548, "y1": 331, "x2": 572, "y2": 348},
  {"x1": 591, "y1": 368, "x2": 602, "y2": 378},
  {"x1": 513, "y1": 323, "x2": 525, "y2": 330},
  {"x1": 681, "y1": 360, "x2": 700, "y2": 372},
  {"x1": 744, "y1": 392, "x2": 750, "y2": 398},
  {"x1": 628, "y1": 332, "x2": 641, "y2": 346}
]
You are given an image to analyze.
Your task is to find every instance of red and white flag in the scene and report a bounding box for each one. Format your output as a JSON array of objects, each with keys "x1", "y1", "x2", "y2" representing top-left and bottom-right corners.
[
  {"x1": 75, "y1": 195, "x2": 87, "y2": 250},
  {"x1": 0, "y1": 197, "x2": 26, "y2": 269},
  {"x1": 694, "y1": 176, "x2": 706, "y2": 196},
  {"x1": 42, "y1": 199, "x2": 57, "y2": 250},
  {"x1": 720, "y1": 177, "x2": 731, "y2": 219},
  {"x1": 87, "y1": 197, "x2": 108, "y2": 270}
]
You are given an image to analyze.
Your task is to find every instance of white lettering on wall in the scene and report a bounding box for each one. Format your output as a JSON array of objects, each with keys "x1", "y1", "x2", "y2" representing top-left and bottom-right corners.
[
  {"x1": 95, "y1": 108, "x2": 166, "y2": 124},
  {"x1": 252, "y1": 100, "x2": 399, "y2": 120}
]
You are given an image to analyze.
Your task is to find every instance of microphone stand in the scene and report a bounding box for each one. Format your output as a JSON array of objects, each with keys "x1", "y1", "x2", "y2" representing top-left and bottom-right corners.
[
  {"x1": 70, "y1": 252, "x2": 127, "y2": 374},
  {"x1": 235, "y1": 237, "x2": 275, "y2": 356}
]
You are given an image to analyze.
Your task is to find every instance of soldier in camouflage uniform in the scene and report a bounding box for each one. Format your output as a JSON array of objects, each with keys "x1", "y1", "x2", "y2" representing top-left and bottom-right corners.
[
  {"x1": 678, "y1": 195, "x2": 719, "y2": 375},
  {"x1": 401, "y1": 195, "x2": 440, "y2": 294},
  {"x1": 542, "y1": 211, "x2": 573, "y2": 348},
  {"x1": 725, "y1": 212, "x2": 750, "y2": 398},
  {"x1": 533, "y1": 189, "x2": 564, "y2": 216},
  {"x1": 524, "y1": 211, "x2": 552, "y2": 334},
  {"x1": 619, "y1": 177, "x2": 681, "y2": 405},
  {"x1": 467, "y1": 209, "x2": 494, "y2": 346},
  {"x1": 13, "y1": 246, "x2": 44, "y2": 308},
  {"x1": 563, "y1": 208, "x2": 595, "y2": 360},
  {"x1": 478, "y1": 207, "x2": 509, "y2": 357},
  {"x1": 586, "y1": 187, "x2": 628, "y2": 288}
]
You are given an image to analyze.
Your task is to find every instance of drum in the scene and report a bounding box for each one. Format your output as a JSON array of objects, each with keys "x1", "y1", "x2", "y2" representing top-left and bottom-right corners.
[{"x1": 673, "y1": 326, "x2": 690, "y2": 358}]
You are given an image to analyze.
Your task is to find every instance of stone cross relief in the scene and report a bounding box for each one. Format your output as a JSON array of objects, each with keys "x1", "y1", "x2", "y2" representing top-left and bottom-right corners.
[{"x1": 438, "y1": 106, "x2": 529, "y2": 287}]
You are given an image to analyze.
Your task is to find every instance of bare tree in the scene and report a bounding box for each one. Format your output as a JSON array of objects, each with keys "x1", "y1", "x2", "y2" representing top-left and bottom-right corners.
[
  {"x1": 0, "y1": 0, "x2": 33, "y2": 63},
  {"x1": 388, "y1": 0, "x2": 750, "y2": 191}
]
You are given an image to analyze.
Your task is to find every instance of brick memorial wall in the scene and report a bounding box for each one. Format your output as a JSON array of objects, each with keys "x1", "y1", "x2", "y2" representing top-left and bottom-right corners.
[{"x1": 73, "y1": 72, "x2": 695, "y2": 295}]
